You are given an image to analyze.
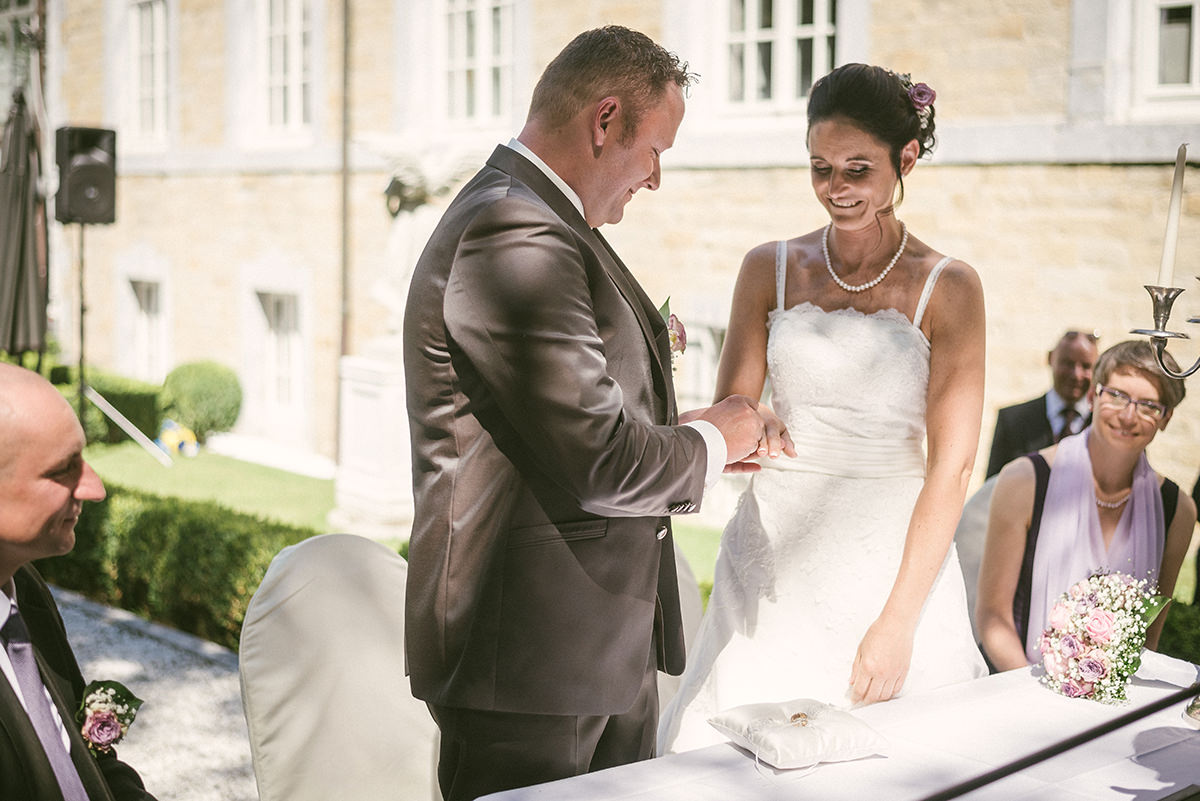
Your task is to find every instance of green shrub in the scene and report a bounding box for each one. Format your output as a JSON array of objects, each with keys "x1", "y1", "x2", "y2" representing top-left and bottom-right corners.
[
  {"x1": 1159, "y1": 600, "x2": 1200, "y2": 665},
  {"x1": 35, "y1": 483, "x2": 316, "y2": 650},
  {"x1": 52, "y1": 368, "x2": 162, "y2": 444},
  {"x1": 163, "y1": 361, "x2": 242, "y2": 442},
  {"x1": 88, "y1": 371, "x2": 162, "y2": 443}
]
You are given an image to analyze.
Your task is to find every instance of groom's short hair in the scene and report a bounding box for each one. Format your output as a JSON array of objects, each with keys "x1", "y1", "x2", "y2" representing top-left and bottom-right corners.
[{"x1": 527, "y1": 25, "x2": 695, "y2": 142}]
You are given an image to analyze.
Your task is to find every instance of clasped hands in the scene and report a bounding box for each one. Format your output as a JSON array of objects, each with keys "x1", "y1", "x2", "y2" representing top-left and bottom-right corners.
[{"x1": 682, "y1": 395, "x2": 796, "y2": 473}]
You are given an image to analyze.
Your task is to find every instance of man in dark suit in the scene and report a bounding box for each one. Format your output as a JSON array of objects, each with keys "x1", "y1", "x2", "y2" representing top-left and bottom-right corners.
[
  {"x1": 0, "y1": 364, "x2": 156, "y2": 800},
  {"x1": 985, "y1": 330, "x2": 1099, "y2": 478},
  {"x1": 403, "y1": 26, "x2": 784, "y2": 801}
]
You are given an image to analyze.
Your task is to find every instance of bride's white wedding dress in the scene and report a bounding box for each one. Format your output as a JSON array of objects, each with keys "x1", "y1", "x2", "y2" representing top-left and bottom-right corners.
[{"x1": 658, "y1": 243, "x2": 986, "y2": 754}]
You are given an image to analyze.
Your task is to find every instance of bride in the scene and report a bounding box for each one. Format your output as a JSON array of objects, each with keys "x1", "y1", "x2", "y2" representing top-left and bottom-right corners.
[{"x1": 659, "y1": 64, "x2": 988, "y2": 754}]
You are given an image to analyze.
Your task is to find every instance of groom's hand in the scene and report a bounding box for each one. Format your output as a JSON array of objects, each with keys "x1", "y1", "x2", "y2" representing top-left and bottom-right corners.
[{"x1": 682, "y1": 395, "x2": 765, "y2": 467}]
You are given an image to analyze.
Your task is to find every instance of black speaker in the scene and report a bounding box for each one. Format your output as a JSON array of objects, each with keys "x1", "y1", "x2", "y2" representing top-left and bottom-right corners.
[{"x1": 55, "y1": 126, "x2": 116, "y2": 224}]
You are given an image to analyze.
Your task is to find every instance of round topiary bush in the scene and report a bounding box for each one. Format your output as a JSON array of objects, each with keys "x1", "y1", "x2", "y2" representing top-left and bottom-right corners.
[{"x1": 163, "y1": 361, "x2": 242, "y2": 442}]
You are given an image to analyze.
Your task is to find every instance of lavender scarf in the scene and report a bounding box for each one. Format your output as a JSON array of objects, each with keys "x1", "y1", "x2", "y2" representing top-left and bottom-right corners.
[{"x1": 1023, "y1": 428, "x2": 1165, "y2": 663}]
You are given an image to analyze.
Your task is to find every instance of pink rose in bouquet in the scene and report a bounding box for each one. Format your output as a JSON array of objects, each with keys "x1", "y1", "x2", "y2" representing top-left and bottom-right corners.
[
  {"x1": 1048, "y1": 601, "x2": 1072, "y2": 630},
  {"x1": 1085, "y1": 608, "x2": 1117, "y2": 644}
]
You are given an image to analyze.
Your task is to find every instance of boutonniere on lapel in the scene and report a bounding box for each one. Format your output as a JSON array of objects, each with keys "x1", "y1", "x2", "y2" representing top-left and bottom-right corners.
[
  {"x1": 76, "y1": 680, "x2": 144, "y2": 755},
  {"x1": 658, "y1": 298, "x2": 687, "y2": 372}
]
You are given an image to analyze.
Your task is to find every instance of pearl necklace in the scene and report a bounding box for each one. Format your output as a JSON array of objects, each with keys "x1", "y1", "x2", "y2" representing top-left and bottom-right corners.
[
  {"x1": 822, "y1": 222, "x2": 908, "y2": 293},
  {"x1": 1095, "y1": 491, "x2": 1132, "y2": 509}
]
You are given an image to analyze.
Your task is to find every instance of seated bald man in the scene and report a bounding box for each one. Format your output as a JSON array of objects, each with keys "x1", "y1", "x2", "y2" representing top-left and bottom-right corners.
[{"x1": 0, "y1": 364, "x2": 157, "y2": 800}]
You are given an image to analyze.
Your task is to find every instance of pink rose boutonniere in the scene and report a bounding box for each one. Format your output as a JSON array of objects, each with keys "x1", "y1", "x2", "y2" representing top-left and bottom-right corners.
[
  {"x1": 658, "y1": 298, "x2": 687, "y2": 371},
  {"x1": 76, "y1": 680, "x2": 144, "y2": 755},
  {"x1": 1038, "y1": 571, "x2": 1169, "y2": 704}
]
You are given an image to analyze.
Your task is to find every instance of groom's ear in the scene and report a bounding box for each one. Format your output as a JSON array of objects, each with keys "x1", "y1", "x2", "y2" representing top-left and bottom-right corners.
[{"x1": 593, "y1": 96, "x2": 620, "y2": 148}]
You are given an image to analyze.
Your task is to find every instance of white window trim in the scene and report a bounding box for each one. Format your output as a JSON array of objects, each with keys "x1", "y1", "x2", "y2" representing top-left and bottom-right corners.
[
  {"x1": 1109, "y1": 0, "x2": 1200, "y2": 123},
  {"x1": 394, "y1": 0, "x2": 530, "y2": 154},
  {"x1": 123, "y1": 0, "x2": 171, "y2": 151},
  {"x1": 718, "y1": 0, "x2": 837, "y2": 117},
  {"x1": 115, "y1": 245, "x2": 173, "y2": 384}
]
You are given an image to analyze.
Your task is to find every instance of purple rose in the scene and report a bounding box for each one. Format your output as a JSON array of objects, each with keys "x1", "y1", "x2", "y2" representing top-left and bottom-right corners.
[
  {"x1": 1058, "y1": 633, "x2": 1083, "y2": 659},
  {"x1": 1078, "y1": 652, "x2": 1109, "y2": 682},
  {"x1": 81, "y1": 710, "x2": 123, "y2": 751},
  {"x1": 667, "y1": 313, "x2": 687, "y2": 354},
  {"x1": 908, "y1": 82, "x2": 936, "y2": 110},
  {"x1": 1060, "y1": 678, "x2": 1094, "y2": 699}
]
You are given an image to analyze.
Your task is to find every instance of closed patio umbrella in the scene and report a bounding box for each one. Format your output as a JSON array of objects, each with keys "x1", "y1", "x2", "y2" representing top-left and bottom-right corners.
[{"x1": 0, "y1": 88, "x2": 47, "y2": 356}]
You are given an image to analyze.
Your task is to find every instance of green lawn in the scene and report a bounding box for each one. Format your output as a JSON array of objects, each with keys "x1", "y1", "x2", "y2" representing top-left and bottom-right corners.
[
  {"x1": 84, "y1": 441, "x2": 335, "y2": 533},
  {"x1": 81, "y1": 441, "x2": 1198, "y2": 611}
]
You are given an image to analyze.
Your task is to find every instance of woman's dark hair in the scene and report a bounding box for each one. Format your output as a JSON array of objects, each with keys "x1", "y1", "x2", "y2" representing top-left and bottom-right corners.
[
  {"x1": 806, "y1": 64, "x2": 937, "y2": 203},
  {"x1": 1093, "y1": 340, "x2": 1186, "y2": 411}
]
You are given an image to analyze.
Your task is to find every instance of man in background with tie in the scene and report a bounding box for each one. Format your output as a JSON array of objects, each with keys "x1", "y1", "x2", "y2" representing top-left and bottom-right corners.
[
  {"x1": 0, "y1": 363, "x2": 156, "y2": 800},
  {"x1": 985, "y1": 330, "x2": 1099, "y2": 478}
]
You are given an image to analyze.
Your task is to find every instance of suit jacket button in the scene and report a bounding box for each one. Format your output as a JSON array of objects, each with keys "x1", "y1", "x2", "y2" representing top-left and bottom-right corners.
[{"x1": 656, "y1": 526, "x2": 668, "y2": 540}]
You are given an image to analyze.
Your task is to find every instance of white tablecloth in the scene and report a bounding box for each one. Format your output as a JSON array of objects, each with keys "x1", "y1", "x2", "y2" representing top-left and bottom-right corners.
[{"x1": 482, "y1": 652, "x2": 1200, "y2": 801}]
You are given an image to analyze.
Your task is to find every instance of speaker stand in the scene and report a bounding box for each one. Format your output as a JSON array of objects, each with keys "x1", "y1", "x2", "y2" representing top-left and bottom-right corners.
[{"x1": 76, "y1": 222, "x2": 87, "y2": 423}]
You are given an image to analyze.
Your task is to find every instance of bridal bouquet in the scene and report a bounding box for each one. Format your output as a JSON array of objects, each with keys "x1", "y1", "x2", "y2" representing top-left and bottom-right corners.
[{"x1": 1038, "y1": 571, "x2": 1170, "y2": 704}]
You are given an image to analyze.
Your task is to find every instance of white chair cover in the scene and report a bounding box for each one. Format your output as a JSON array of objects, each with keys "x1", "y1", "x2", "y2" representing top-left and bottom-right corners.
[
  {"x1": 239, "y1": 533, "x2": 440, "y2": 801},
  {"x1": 657, "y1": 548, "x2": 705, "y2": 711},
  {"x1": 953, "y1": 475, "x2": 998, "y2": 641}
]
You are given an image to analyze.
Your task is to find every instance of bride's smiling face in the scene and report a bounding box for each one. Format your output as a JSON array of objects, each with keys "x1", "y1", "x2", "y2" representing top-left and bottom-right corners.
[{"x1": 807, "y1": 117, "x2": 916, "y2": 230}]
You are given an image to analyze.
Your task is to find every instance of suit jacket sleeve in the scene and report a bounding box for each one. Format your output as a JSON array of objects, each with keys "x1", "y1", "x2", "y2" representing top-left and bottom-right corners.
[
  {"x1": 443, "y1": 194, "x2": 707, "y2": 517},
  {"x1": 16, "y1": 566, "x2": 157, "y2": 801},
  {"x1": 985, "y1": 409, "x2": 1015, "y2": 479}
]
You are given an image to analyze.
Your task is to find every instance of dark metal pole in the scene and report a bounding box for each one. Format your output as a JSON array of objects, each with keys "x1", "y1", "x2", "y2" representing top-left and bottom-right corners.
[
  {"x1": 916, "y1": 681, "x2": 1200, "y2": 801},
  {"x1": 77, "y1": 222, "x2": 85, "y2": 422}
]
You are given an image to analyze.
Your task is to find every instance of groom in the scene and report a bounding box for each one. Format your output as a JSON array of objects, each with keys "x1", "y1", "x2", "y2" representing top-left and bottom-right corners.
[{"x1": 403, "y1": 25, "x2": 775, "y2": 801}]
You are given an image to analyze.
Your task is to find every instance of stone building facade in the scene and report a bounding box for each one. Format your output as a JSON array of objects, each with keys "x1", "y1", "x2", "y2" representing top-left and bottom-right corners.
[{"x1": 14, "y1": 0, "x2": 1198, "y2": 517}]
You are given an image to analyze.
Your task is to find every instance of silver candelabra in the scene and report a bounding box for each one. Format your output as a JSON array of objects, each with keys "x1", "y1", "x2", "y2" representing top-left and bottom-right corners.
[{"x1": 1130, "y1": 281, "x2": 1200, "y2": 378}]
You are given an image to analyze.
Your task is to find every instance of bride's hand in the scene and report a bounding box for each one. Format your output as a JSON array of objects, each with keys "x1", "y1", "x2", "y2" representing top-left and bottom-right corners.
[
  {"x1": 849, "y1": 618, "x2": 914, "y2": 705},
  {"x1": 723, "y1": 403, "x2": 796, "y2": 473}
]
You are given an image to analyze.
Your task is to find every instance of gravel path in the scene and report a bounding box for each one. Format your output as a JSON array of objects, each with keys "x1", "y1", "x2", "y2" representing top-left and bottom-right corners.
[{"x1": 54, "y1": 587, "x2": 259, "y2": 801}]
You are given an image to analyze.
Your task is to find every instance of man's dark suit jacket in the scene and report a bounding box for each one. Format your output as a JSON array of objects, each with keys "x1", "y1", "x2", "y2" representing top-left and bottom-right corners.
[
  {"x1": 0, "y1": 564, "x2": 155, "y2": 800},
  {"x1": 985, "y1": 394, "x2": 1091, "y2": 479},
  {"x1": 403, "y1": 145, "x2": 707, "y2": 717}
]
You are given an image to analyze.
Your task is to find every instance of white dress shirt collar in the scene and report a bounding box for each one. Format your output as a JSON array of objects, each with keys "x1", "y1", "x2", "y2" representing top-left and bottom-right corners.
[
  {"x1": 1046, "y1": 389, "x2": 1089, "y2": 437},
  {"x1": 506, "y1": 138, "x2": 587, "y2": 223}
]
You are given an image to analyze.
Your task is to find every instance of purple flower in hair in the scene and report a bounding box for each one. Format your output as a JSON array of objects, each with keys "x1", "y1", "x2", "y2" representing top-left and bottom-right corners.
[{"x1": 908, "y1": 82, "x2": 936, "y2": 110}]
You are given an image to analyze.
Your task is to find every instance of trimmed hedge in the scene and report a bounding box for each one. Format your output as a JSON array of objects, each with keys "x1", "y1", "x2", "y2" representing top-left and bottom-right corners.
[
  {"x1": 52, "y1": 367, "x2": 163, "y2": 445},
  {"x1": 36, "y1": 483, "x2": 317, "y2": 650}
]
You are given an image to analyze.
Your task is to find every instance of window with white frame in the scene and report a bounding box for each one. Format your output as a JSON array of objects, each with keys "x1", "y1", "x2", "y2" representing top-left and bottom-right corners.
[
  {"x1": 443, "y1": 0, "x2": 513, "y2": 123},
  {"x1": 257, "y1": 291, "x2": 300, "y2": 409},
  {"x1": 0, "y1": 0, "x2": 34, "y2": 105},
  {"x1": 261, "y1": 0, "x2": 312, "y2": 131},
  {"x1": 1124, "y1": 0, "x2": 1200, "y2": 119},
  {"x1": 725, "y1": 0, "x2": 835, "y2": 111},
  {"x1": 129, "y1": 279, "x2": 165, "y2": 381},
  {"x1": 127, "y1": 0, "x2": 169, "y2": 144}
]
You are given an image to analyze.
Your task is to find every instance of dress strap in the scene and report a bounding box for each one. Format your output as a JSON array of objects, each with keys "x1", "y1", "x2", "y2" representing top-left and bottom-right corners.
[
  {"x1": 913, "y1": 256, "x2": 953, "y2": 328},
  {"x1": 775, "y1": 241, "x2": 788, "y2": 312}
]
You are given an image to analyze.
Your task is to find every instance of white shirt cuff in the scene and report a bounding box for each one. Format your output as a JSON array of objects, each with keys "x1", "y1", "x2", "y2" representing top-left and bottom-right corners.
[{"x1": 684, "y1": 420, "x2": 726, "y2": 490}]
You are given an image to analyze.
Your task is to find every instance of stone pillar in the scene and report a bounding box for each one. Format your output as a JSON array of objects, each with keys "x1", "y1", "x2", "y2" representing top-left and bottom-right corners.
[{"x1": 328, "y1": 339, "x2": 413, "y2": 540}]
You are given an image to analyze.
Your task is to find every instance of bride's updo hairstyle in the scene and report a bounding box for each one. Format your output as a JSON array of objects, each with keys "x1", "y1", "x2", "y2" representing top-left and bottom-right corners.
[{"x1": 806, "y1": 63, "x2": 937, "y2": 204}]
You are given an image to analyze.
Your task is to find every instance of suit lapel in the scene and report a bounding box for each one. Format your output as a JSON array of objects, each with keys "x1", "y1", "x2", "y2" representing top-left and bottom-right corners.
[
  {"x1": 18, "y1": 569, "x2": 113, "y2": 801},
  {"x1": 0, "y1": 674, "x2": 64, "y2": 799},
  {"x1": 485, "y1": 145, "x2": 674, "y2": 420}
]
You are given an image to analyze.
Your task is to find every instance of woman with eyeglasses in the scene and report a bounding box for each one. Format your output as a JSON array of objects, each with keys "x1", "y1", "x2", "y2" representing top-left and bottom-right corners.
[{"x1": 976, "y1": 340, "x2": 1196, "y2": 671}]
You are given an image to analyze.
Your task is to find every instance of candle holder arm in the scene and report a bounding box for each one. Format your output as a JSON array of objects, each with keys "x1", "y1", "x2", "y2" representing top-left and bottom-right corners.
[{"x1": 1130, "y1": 283, "x2": 1200, "y2": 379}]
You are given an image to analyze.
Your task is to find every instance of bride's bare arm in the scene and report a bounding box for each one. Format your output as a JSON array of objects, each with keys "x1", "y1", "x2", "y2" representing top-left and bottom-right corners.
[
  {"x1": 700, "y1": 243, "x2": 795, "y2": 468},
  {"x1": 713, "y1": 243, "x2": 777, "y2": 403},
  {"x1": 850, "y1": 257, "x2": 986, "y2": 705}
]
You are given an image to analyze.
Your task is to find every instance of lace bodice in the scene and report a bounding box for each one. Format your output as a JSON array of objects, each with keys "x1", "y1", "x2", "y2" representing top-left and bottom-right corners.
[{"x1": 766, "y1": 303, "x2": 930, "y2": 442}]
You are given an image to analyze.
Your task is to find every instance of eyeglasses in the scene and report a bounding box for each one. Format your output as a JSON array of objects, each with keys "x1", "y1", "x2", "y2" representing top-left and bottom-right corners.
[
  {"x1": 1095, "y1": 385, "x2": 1168, "y2": 420},
  {"x1": 1063, "y1": 330, "x2": 1100, "y2": 343}
]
